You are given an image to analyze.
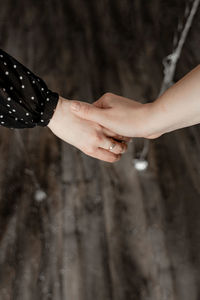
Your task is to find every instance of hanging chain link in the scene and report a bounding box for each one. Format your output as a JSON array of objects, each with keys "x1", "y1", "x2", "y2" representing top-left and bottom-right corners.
[{"x1": 133, "y1": 0, "x2": 200, "y2": 170}]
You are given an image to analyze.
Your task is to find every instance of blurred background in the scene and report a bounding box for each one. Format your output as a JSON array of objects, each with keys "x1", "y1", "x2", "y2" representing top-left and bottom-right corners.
[{"x1": 0, "y1": 0, "x2": 200, "y2": 299}]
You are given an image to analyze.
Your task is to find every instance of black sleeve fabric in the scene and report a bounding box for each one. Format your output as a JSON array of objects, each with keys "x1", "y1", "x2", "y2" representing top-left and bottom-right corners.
[{"x1": 0, "y1": 48, "x2": 59, "y2": 129}]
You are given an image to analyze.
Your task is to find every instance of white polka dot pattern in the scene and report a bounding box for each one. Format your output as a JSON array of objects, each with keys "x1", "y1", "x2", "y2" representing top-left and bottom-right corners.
[{"x1": 0, "y1": 48, "x2": 59, "y2": 129}]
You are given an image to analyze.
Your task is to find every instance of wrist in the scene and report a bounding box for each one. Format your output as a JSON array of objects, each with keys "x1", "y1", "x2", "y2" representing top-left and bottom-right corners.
[
  {"x1": 47, "y1": 96, "x2": 69, "y2": 131},
  {"x1": 138, "y1": 101, "x2": 164, "y2": 139}
]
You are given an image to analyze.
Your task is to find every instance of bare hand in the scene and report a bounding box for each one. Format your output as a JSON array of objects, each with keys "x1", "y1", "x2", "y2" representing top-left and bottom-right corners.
[
  {"x1": 70, "y1": 92, "x2": 153, "y2": 138},
  {"x1": 47, "y1": 96, "x2": 129, "y2": 163}
]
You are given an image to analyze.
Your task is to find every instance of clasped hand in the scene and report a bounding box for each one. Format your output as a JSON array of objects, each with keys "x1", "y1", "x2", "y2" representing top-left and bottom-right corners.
[
  {"x1": 47, "y1": 92, "x2": 157, "y2": 162},
  {"x1": 47, "y1": 65, "x2": 200, "y2": 162}
]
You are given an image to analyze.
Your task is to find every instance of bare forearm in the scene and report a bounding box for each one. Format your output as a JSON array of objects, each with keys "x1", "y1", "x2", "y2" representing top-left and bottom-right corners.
[{"x1": 146, "y1": 64, "x2": 200, "y2": 138}]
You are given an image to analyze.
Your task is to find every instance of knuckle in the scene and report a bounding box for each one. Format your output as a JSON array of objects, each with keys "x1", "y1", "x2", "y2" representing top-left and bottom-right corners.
[{"x1": 102, "y1": 92, "x2": 113, "y2": 102}]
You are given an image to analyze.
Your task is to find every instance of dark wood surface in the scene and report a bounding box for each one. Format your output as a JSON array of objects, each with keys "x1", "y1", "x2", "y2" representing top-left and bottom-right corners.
[{"x1": 0, "y1": 1, "x2": 200, "y2": 299}]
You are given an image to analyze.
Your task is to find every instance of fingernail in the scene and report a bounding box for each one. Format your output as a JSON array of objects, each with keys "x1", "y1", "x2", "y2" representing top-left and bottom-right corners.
[{"x1": 71, "y1": 102, "x2": 80, "y2": 111}]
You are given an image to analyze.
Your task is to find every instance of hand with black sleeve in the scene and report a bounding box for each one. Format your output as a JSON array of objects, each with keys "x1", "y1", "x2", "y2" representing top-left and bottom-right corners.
[{"x1": 0, "y1": 49, "x2": 128, "y2": 162}]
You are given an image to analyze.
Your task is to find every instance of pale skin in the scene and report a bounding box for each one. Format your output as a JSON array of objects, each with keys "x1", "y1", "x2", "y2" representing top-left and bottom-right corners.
[
  {"x1": 47, "y1": 95, "x2": 130, "y2": 163},
  {"x1": 69, "y1": 64, "x2": 200, "y2": 141},
  {"x1": 47, "y1": 64, "x2": 200, "y2": 162}
]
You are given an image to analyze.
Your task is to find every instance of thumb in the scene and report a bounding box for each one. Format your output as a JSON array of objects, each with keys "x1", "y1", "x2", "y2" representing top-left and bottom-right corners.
[{"x1": 70, "y1": 100, "x2": 107, "y2": 125}]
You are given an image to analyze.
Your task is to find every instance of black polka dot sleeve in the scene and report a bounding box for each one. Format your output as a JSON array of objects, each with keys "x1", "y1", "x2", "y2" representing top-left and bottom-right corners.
[{"x1": 0, "y1": 48, "x2": 59, "y2": 129}]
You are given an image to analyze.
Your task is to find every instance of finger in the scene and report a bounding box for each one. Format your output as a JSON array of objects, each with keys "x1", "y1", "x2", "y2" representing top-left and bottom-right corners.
[
  {"x1": 100, "y1": 137, "x2": 128, "y2": 155},
  {"x1": 70, "y1": 100, "x2": 107, "y2": 125},
  {"x1": 93, "y1": 92, "x2": 114, "y2": 108},
  {"x1": 93, "y1": 99, "x2": 105, "y2": 108},
  {"x1": 102, "y1": 127, "x2": 131, "y2": 142},
  {"x1": 87, "y1": 148, "x2": 121, "y2": 163}
]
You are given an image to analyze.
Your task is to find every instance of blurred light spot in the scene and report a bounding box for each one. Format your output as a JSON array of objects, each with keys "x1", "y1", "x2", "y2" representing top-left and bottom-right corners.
[
  {"x1": 34, "y1": 189, "x2": 47, "y2": 202},
  {"x1": 133, "y1": 158, "x2": 148, "y2": 171}
]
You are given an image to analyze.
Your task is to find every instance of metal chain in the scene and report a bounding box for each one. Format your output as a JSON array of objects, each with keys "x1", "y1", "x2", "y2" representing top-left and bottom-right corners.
[{"x1": 133, "y1": 0, "x2": 200, "y2": 171}]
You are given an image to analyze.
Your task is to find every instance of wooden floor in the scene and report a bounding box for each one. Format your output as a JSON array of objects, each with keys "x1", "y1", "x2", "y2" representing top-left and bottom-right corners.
[{"x1": 0, "y1": 1, "x2": 200, "y2": 299}]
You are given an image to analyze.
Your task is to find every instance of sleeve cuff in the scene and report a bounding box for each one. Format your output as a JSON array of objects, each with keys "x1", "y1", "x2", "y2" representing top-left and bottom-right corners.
[{"x1": 36, "y1": 91, "x2": 59, "y2": 127}]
